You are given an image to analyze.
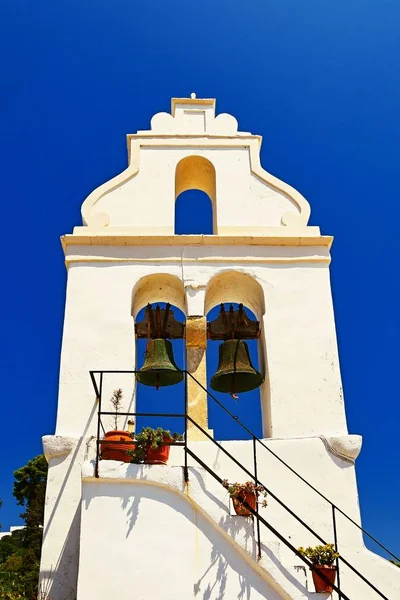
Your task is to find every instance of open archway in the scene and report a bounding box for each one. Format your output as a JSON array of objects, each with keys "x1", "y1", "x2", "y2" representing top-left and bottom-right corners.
[
  {"x1": 205, "y1": 271, "x2": 271, "y2": 439},
  {"x1": 134, "y1": 302, "x2": 185, "y2": 436},
  {"x1": 132, "y1": 274, "x2": 186, "y2": 436},
  {"x1": 206, "y1": 303, "x2": 264, "y2": 440},
  {"x1": 174, "y1": 155, "x2": 216, "y2": 234}
]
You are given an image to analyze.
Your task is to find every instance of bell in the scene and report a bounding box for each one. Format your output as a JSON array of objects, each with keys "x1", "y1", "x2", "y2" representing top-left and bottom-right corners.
[
  {"x1": 210, "y1": 339, "x2": 264, "y2": 394},
  {"x1": 137, "y1": 338, "x2": 183, "y2": 389}
]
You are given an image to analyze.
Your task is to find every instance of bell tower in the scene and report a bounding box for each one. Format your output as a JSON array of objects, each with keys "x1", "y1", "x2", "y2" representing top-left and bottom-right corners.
[{"x1": 40, "y1": 96, "x2": 400, "y2": 600}]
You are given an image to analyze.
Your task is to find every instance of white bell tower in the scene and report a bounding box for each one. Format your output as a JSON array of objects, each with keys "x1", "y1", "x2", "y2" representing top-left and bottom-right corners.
[{"x1": 39, "y1": 96, "x2": 399, "y2": 600}]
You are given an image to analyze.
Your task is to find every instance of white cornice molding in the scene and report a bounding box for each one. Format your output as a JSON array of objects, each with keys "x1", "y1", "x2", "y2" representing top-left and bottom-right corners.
[
  {"x1": 61, "y1": 233, "x2": 332, "y2": 254},
  {"x1": 42, "y1": 435, "x2": 76, "y2": 462},
  {"x1": 321, "y1": 435, "x2": 363, "y2": 463}
]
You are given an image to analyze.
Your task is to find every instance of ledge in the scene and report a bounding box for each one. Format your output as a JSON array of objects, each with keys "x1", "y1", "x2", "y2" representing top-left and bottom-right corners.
[{"x1": 61, "y1": 232, "x2": 333, "y2": 254}]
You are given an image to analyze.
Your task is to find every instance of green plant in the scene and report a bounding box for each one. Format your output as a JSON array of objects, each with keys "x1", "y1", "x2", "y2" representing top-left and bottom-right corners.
[
  {"x1": 298, "y1": 543, "x2": 339, "y2": 566},
  {"x1": 109, "y1": 388, "x2": 123, "y2": 430},
  {"x1": 0, "y1": 455, "x2": 48, "y2": 599},
  {"x1": 222, "y1": 480, "x2": 268, "y2": 510},
  {"x1": 128, "y1": 427, "x2": 183, "y2": 463}
]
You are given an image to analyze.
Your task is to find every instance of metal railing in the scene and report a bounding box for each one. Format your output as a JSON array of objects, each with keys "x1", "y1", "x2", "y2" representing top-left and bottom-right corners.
[{"x1": 90, "y1": 369, "x2": 396, "y2": 600}]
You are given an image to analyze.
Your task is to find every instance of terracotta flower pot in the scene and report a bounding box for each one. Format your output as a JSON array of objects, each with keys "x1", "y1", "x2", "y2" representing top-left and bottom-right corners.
[
  {"x1": 312, "y1": 565, "x2": 337, "y2": 593},
  {"x1": 100, "y1": 431, "x2": 135, "y2": 462},
  {"x1": 145, "y1": 437, "x2": 173, "y2": 465},
  {"x1": 232, "y1": 491, "x2": 257, "y2": 516}
]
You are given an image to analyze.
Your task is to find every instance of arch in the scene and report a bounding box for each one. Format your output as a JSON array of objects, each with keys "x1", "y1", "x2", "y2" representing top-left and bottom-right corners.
[
  {"x1": 175, "y1": 156, "x2": 217, "y2": 233},
  {"x1": 132, "y1": 273, "x2": 186, "y2": 318},
  {"x1": 205, "y1": 271, "x2": 271, "y2": 438},
  {"x1": 204, "y1": 270, "x2": 265, "y2": 321},
  {"x1": 134, "y1": 301, "x2": 186, "y2": 434},
  {"x1": 175, "y1": 190, "x2": 213, "y2": 234}
]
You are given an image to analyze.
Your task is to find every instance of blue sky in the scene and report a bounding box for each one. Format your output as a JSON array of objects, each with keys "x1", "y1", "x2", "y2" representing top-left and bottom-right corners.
[{"x1": 1, "y1": 0, "x2": 399, "y2": 559}]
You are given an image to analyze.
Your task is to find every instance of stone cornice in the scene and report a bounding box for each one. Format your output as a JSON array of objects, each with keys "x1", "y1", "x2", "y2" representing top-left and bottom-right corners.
[{"x1": 61, "y1": 232, "x2": 333, "y2": 254}]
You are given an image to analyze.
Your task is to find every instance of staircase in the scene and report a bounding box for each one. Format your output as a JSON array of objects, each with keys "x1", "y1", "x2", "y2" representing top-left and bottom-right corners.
[{"x1": 89, "y1": 369, "x2": 400, "y2": 599}]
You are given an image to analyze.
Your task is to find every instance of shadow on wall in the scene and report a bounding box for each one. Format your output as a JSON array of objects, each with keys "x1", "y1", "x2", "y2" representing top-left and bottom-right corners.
[
  {"x1": 82, "y1": 480, "x2": 284, "y2": 600},
  {"x1": 40, "y1": 400, "x2": 98, "y2": 600},
  {"x1": 40, "y1": 505, "x2": 81, "y2": 600}
]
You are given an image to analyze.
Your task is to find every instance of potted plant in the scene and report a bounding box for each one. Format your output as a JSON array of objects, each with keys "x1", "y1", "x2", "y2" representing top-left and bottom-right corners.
[
  {"x1": 128, "y1": 427, "x2": 183, "y2": 465},
  {"x1": 100, "y1": 389, "x2": 135, "y2": 462},
  {"x1": 298, "y1": 543, "x2": 339, "y2": 593},
  {"x1": 222, "y1": 480, "x2": 268, "y2": 516}
]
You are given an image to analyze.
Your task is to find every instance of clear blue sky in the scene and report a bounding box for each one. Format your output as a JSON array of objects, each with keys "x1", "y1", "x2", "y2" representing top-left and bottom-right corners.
[{"x1": 1, "y1": 0, "x2": 399, "y2": 559}]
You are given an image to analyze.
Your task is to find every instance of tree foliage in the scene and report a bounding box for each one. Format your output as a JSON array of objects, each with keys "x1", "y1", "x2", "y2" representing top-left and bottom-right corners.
[{"x1": 0, "y1": 455, "x2": 48, "y2": 599}]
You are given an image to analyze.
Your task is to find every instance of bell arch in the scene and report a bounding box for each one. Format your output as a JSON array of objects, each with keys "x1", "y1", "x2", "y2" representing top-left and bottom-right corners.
[
  {"x1": 205, "y1": 271, "x2": 271, "y2": 439},
  {"x1": 132, "y1": 274, "x2": 186, "y2": 435},
  {"x1": 205, "y1": 270, "x2": 265, "y2": 320},
  {"x1": 175, "y1": 156, "x2": 217, "y2": 234},
  {"x1": 132, "y1": 273, "x2": 186, "y2": 318}
]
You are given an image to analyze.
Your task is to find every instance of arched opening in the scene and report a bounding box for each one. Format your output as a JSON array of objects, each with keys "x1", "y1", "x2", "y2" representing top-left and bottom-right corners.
[
  {"x1": 174, "y1": 155, "x2": 216, "y2": 234},
  {"x1": 132, "y1": 273, "x2": 186, "y2": 318},
  {"x1": 132, "y1": 274, "x2": 186, "y2": 436},
  {"x1": 175, "y1": 190, "x2": 213, "y2": 234},
  {"x1": 205, "y1": 271, "x2": 271, "y2": 440},
  {"x1": 135, "y1": 302, "x2": 186, "y2": 436},
  {"x1": 206, "y1": 303, "x2": 264, "y2": 440}
]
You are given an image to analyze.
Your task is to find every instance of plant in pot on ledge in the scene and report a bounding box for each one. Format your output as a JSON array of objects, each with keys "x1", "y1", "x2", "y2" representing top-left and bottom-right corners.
[
  {"x1": 128, "y1": 427, "x2": 183, "y2": 465},
  {"x1": 298, "y1": 543, "x2": 339, "y2": 593},
  {"x1": 222, "y1": 480, "x2": 268, "y2": 516},
  {"x1": 100, "y1": 388, "x2": 135, "y2": 462}
]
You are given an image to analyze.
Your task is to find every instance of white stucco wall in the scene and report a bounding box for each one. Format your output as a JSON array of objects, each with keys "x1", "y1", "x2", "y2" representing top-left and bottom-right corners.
[
  {"x1": 75, "y1": 459, "x2": 400, "y2": 600},
  {"x1": 78, "y1": 475, "x2": 284, "y2": 600},
  {"x1": 57, "y1": 244, "x2": 346, "y2": 439},
  {"x1": 79, "y1": 97, "x2": 313, "y2": 234},
  {"x1": 40, "y1": 97, "x2": 400, "y2": 600},
  {"x1": 40, "y1": 434, "x2": 400, "y2": 600}
]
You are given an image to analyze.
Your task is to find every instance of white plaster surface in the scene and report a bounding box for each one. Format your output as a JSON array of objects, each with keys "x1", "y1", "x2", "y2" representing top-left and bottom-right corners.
[
  {"x1": 77, "y1": 460, "x2": 400, "y2": 600},
  {"x1": 41, "y1": 434, "x2": 400, "y2": 600},
  {"x1": 80, "y1": 97, "x2": 311, "y2": 231},
  {"x1": 55, "y1": 255, "x2": 346, "y2": 439},
  {"x1": 78, "y1": 465, "x2": 293, "y2": 600}
]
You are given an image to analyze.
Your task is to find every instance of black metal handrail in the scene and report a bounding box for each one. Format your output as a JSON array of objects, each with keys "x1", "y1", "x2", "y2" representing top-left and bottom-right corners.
[
  {"x1": 90, "y1": 368, "x2": 399, "y2": 564},
  {"x1": 186, "y1": 372, "x2": 400, "y2": 564},
  {"x1": 90, "y1": 369, "x2": 395, "y2": 599}
]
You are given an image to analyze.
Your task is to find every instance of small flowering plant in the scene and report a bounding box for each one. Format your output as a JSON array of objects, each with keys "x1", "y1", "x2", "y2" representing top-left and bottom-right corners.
[
  {"x1": 222, "y1": 479, "x2": 268, "y2": 514},
  {"x1": 298, "y1": 543, "x2": 339, "y2": 566}
]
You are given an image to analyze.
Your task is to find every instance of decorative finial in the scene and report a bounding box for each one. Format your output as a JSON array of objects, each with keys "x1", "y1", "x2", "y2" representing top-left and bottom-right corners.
[{"x1": 190, "y1": 92, "x2": 197, "y2": 99}]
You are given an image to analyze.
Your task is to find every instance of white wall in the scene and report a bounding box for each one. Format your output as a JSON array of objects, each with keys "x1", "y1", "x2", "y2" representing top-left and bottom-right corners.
[
  {"x1": 78, "y1": 476, "x2": 284, "y2": 600},
  {"x1": 76, "y1": 460, "x2": 400, "y2": 600},
  {"x1": 58, "y1": 244, "x2": 345, "y2": 439},
  {"x1": 40, "y1": 434, "x2": 400, "y2": 600},
  {"x1": 80, "y1": 97, "x2": 312, "y2": 234},
  {"x1": 93, "y1": 147, "x2": 299, "y2": 233}
]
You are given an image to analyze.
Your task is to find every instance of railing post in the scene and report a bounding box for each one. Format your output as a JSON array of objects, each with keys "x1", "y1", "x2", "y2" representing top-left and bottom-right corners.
[
  {"x1": 95, "y1": 372, "x2": 103, "y2": 478},
  {"x1": 332, "y1": 505, "x2": 342, "y2": 599},
  {"x1": 253, "y1": 436, "x2": 262, "y2": 560},
  {"x1": 184, "y1": 371, "x2": 189, "y2": 482}
]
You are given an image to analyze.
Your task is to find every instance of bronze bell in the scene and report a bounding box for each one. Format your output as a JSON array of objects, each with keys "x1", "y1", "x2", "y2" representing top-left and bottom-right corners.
[
  {"x1": 137, "y1": 338, "x2": 183, "y2": 389},
  {"x1": 210, "y1": 339, "x2": 264, "y2": 394}
]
